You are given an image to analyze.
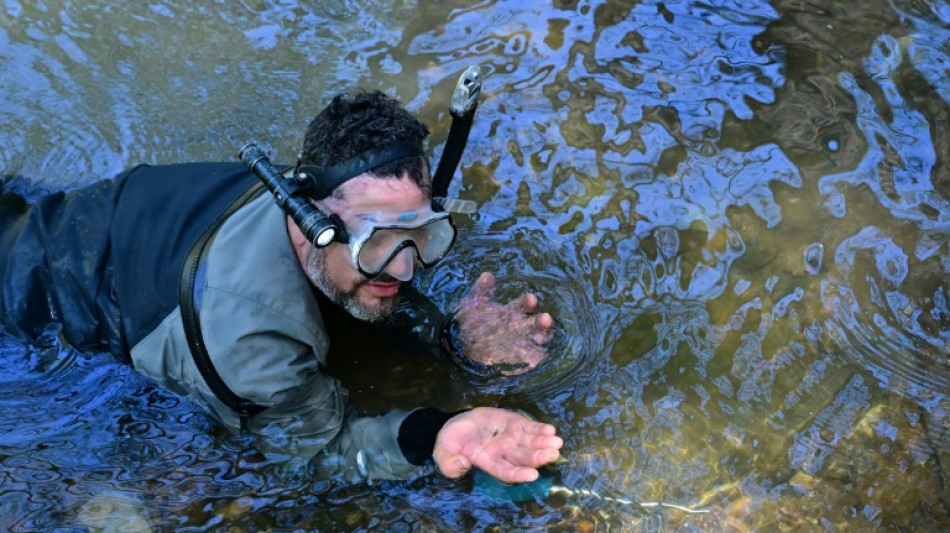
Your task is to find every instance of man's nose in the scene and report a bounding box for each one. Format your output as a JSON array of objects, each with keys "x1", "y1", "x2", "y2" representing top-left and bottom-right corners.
[{"x1": 384, "y1": 247, "x2": 416, "y2": 281}]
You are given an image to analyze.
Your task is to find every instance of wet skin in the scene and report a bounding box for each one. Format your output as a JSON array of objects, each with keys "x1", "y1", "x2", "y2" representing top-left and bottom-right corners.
[
  {"x1": 285, "y1": 171, "x2": 561, "y2": 484},
  {"x1": 455, "y1": 272, "x2": 555, "y2": 374}
]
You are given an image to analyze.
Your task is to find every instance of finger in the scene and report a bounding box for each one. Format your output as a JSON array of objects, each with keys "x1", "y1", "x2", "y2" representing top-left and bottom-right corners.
[
  {"x1": 465, "y1": 272, "x2": 496, "y2": 304},
  {"x1": 506, "y1": 292, "x2": 538, "y2": 313},
  {"x1": 506, "y1": 468, "x2": 541, "y2": 484},
  {"x1": 456, "y1": 273, "x2": 496, "y2": 315},
  {"x1": 536, "y1": 312, "x2": 553, "y2": 330},
  {"x1": 477, "y1": 456, "x2": 540, "y2": 484},
  {"x1": 437, "y1": 453, "x2": 473, "y2": 479},
  {"x1": 515, "y1": 420, "x2": 558, "y2": 437},
  {"x1": 523, "y1": 293, "x2": 539, "y2": 313},
  {"x1": 536, "y1": 447, "x2": 561, "y2": 465},
  {"x1": 519, "y1": 433, "x2": 564, "y2": 452},
  {"x1": 530, "y1": 313, "x2": 554, "y2": 344},
  {"x1": 504, "y1": 445, "x2": 561, "y2": 468}
]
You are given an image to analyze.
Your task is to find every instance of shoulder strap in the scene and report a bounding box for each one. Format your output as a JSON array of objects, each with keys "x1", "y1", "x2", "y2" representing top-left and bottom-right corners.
[{"x1": 179, "y1": 182, "x2": 266, "y2": 434}]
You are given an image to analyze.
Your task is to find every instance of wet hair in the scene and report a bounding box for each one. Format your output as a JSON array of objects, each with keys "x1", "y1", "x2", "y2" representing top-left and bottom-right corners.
[{"x1": 299, "y1": 90, "x2": 431, "y2": 198}]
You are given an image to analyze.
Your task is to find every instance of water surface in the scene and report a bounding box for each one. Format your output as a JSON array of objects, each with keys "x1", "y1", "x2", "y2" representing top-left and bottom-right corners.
[{"x1": 1, "y1": 0, "x2": 949, "y2": 531}]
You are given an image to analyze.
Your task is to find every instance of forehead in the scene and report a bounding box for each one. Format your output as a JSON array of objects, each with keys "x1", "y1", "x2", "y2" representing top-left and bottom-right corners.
[{"x1": 323, "y1": 172, "x2": 429, "y2": 218}]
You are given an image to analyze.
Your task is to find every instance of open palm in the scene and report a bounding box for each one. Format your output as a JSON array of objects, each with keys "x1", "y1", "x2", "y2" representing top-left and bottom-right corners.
[{"x1": 433, "y1": 407, "x2": 562, "y2": 484}]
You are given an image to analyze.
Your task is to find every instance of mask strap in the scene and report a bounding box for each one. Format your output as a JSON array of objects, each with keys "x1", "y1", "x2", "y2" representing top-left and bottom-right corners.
[{"x1": 294, "y1": 142, "x2": 425, "y2": 200}]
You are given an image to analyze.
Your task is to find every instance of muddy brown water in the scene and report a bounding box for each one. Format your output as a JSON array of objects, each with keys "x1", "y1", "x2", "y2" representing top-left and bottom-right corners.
[{"x1": 1, "y1": 0, "x2": 949, "y2": 531}]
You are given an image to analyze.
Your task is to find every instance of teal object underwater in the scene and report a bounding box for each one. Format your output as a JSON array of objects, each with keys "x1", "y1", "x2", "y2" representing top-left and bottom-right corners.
[
  {"x1": 473, "y1": 468, "x2": 555, "y2": 503},
  {"x1": 472, "y1": 469, "x2": 713, "y2": 514}
]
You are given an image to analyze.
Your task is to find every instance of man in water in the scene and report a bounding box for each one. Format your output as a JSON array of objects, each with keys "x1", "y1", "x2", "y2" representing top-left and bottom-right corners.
[{"x1": 0, "y1": 90, "x2": 561, "y2": 483}]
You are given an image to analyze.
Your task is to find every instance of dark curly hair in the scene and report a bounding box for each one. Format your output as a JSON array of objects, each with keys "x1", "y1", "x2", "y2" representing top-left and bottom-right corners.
[{"x1": 299, "y1": 90, "x2": 431, "y2": 198}]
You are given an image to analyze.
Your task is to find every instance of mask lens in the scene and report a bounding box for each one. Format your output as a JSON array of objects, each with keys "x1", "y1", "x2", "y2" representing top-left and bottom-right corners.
[
  {"x1": 356, "y1": 215, "x2": 457, "y2": 277},
  {"x1": 413, "y1": 216, "x2": 457, "y2": 264}
]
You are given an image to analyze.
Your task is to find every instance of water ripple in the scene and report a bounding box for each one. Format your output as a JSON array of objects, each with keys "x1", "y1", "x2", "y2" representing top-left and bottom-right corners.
[
  {"x1": 823, "y1": 226, "x2": 950, "y2": 392},
  {"x1": 3, "y1": 0, "x2": 950, "y2": 530},
  {"x1": 418, "y1": 227, "x2": 602, "y2": 397}
]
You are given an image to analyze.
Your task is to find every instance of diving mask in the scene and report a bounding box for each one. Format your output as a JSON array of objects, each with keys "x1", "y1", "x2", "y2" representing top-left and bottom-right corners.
[{"x1": 344, "y1": 207, "x2": 458, "y2": 280}]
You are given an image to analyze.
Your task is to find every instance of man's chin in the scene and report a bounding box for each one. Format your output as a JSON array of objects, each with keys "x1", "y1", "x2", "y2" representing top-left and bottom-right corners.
[
  {"x1": 306, "y1": 248, "x2": 403, "y2": 322},
  {"x1": 346, "y1": 295, "x2": 398, "y2": 323},
  {"x1": 344, "y1": 284, "x2": 402, "y2": 322}
]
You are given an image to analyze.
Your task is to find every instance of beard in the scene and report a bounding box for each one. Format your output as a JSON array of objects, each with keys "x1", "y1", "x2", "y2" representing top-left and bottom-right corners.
[{"x1": 305, "y1": 246, "x2": 398, "y2": 322}]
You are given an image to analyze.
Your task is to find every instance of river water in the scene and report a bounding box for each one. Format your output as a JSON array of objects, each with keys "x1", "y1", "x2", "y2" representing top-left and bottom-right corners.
[{"x1": 1, "y1": 0, "x2": 949, "y2": 531}]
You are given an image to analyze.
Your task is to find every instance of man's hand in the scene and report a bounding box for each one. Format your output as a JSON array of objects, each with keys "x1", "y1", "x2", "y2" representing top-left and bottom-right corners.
[
  {"x1": 433, "y1": 407, "x2": 563, "y2": 484},
  {"x1": 453, "y1": 272, "x2": 554, "y2": 374}
]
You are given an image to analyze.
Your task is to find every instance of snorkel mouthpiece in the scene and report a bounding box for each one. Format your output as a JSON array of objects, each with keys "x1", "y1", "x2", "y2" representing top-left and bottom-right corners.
[{"x1": 450, "y1": 65, "x2": 482, "y2": 116}]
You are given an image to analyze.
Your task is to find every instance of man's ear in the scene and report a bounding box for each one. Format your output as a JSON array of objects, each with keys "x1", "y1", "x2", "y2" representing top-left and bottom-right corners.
[{"x1": 286, "y1": 215, "x2": 312, "y2": 266}]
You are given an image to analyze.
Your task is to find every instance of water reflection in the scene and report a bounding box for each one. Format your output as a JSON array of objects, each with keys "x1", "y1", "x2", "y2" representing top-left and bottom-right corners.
[{"x1": 2, "y1": 0, "x2": 949, "y2": 530}]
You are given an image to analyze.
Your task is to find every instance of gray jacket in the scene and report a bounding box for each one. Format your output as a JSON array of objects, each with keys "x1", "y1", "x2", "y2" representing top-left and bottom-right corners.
[{"x1": 130, "y1": 190, "x2": 424, "y2": 480}]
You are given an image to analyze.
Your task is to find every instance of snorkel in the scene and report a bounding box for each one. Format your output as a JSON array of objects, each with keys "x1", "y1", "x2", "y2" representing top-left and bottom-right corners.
[
  {"x1": 432, "y1": 65, "x2": 481, "y2": 213},
  {"x1": 239, "y1": 65, "x2": 482, "y2": 256}
]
